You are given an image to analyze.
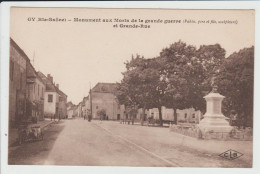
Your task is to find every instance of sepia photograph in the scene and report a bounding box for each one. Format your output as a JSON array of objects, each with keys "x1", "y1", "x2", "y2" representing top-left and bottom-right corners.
[{"x1": 3, "y1": 6, "x2": 255, "y2": 169}]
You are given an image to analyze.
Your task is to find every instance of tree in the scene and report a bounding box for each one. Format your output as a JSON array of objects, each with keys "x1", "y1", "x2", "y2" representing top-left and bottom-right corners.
[
  {"x1": 196, "y1": 44, "x2": 226, "y2": 76},
  {"x1": 215, "y1": 46, "x2": 254, "y2": 127},
  {"x1": 138, "y1": 57, "x2": 168, "y2": 126},
  {"x1": 159, "y1": 41, "x2": 197, "y2": 124},
  {"x1": 116, "y1": 55, "x2": 166, "y2": 126},
  {"x1": 195, "y1": 44, "x2": 226, "y2": 112},
  {"x1": 159, "y1": 41, "x2": 226, "y2": 123},
  {"x1": 117, "y1": 41, "x2": 227, "y2": 126},
  {"x1": 116, "y1": 55, "x2": 146, "y2": 125}
]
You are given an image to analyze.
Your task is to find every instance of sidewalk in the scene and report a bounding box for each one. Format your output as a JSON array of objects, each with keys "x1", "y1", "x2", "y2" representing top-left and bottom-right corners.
[
  {"x1": 97, "y1": 120, "x2": 253, "y2": 164},
  {"x1": 9, "y1": 119, "x2": 54, "y2": 147}
]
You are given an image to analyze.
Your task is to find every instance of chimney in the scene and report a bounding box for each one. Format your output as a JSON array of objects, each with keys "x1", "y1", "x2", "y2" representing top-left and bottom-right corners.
[
  {"x1": 56, "y1": 84, "x2": 59, "y2": 89},
  {"x1": 47, "y1": 74, "x2": 53, "y2": 83}
]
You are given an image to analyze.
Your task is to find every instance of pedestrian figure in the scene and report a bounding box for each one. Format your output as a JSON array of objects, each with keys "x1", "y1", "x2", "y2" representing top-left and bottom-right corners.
[
  {"x1": 141, "y1": 114, "x2": 144, "y2": 126},
  {"x1": 100, "y1": 115, "x2": 103, "y2": 123},
  {"x1": 198, "y1": 129, "x2": 203, "y2": 139},
  {"x1": 88, "y1": 114, "x2": 92, "y2": 122},
  {"x1": 240, "y1": 116, "x2": 245, "y2": 129}
]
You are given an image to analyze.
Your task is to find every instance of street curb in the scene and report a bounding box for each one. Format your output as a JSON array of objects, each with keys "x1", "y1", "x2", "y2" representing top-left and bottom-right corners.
[{"x1": 40, "y1": 121, "x2": 56, "y2": 129}]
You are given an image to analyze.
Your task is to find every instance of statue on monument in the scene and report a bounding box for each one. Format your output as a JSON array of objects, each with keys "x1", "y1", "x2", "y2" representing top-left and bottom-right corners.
[{"x1": 198, "y1": 80, "x2": 233, "y2": 139}]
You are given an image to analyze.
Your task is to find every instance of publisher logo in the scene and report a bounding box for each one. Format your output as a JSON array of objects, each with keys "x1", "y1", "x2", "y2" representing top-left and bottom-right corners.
[{"x1": 219, "y1": 149, "x2": 243, "y2": 160}]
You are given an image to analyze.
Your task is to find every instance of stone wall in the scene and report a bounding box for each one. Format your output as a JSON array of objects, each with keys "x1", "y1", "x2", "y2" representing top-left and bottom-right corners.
[
  {"x1": 9, "y1": 43, "x2": 27, "y2": 128},
  {"x1": 169, "y1": 124, "x2": 253, "y2": 141}
]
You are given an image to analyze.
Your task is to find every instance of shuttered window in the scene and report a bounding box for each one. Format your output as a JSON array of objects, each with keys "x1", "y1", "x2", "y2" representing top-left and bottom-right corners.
[{"x1": 48, "y1": 94, "x2": 53, "y2": 102}]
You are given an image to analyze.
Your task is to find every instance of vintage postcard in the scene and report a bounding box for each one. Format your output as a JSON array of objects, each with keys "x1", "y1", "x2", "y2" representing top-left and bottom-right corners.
[{"x1": 1, "y1": 2, "x2": 258, "y2": 174}]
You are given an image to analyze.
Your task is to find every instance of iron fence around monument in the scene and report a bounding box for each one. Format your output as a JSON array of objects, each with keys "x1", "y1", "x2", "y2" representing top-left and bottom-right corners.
[{"x1": 169, "y1": 125, "x2": 253, "y2": 141}]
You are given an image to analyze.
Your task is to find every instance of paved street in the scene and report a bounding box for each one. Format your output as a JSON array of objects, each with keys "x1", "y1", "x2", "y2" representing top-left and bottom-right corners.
[
  {"x1": 9, "y1": 119, "x2": 252, "y2": 167},
  {"x1": 44, "y1": 119, "x2": 173, "y2": 166}
]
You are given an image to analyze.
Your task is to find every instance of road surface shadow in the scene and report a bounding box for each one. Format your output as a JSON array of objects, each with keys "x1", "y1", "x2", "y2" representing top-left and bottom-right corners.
[{"x1": 8, "y1": 121, "x2": 65, "y2": 165}]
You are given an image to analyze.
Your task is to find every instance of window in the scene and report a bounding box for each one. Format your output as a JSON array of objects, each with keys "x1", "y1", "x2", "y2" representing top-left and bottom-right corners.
[
  {"x1": 10, "y1": 60, "x2": 14, "y2": 81},
  {"x1": 184, "y1": 113, "x2": 187, "y2": 118},
  {"x1": 48, "y1": 94, "x2": 53, "y2": 102},
  {"x1": 192, "y1": 113, "x2": 195, "y2": 118}
]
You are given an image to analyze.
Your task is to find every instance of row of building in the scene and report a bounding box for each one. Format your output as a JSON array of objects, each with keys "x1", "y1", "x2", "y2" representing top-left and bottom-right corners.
[
  {"x1": 69, "y1": 82, "x2": 202, "y2": 123},
  {"x1": 9, "y1": 38, "x2": 68, "y2": 128}
]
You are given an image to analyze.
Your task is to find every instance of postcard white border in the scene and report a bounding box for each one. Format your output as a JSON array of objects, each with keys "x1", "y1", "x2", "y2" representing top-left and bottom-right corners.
[{"x1": 1, "y1": 1, "x2": 260, "y2": 174}]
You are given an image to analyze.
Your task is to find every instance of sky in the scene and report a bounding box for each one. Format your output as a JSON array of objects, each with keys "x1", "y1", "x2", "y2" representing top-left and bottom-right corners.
[{"x1": 10, "y1": 8, "x2": 254, "y2": 104}]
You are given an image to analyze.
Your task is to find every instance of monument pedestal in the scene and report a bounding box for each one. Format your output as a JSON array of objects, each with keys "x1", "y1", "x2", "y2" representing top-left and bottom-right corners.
[{"x1": 199, "y1": 89, "x2": 233, "y2": 134}]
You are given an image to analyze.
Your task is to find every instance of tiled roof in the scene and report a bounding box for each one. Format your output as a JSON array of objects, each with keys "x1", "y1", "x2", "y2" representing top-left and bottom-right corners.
[
  {"x1": 55, "y1": 86, "x2": 67, "y2": 97},
  {"x1": 46, "y1": 83, "x2": 57, "y2": 92},
  {"x1": 10, "y1": 38, "x2": 44, "y2": 85},
  {"x1": 37, "y1": 71, "x2": 66, "y2": 97},
  {"x1": 37, "y1": 72, "x2": 57, "y2": 92},
  {"x1": 92, "y1": 82, "x2": 117, "y2": 93},
  {"x1": 37, "y1": 71, "x2": 48, "y2": 84},
  {"x1": 10, "y1": 38, "x2": 30, "y2": 62}
]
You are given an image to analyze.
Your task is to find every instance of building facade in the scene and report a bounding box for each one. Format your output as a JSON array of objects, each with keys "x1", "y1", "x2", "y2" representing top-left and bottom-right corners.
[
  {"x1": 77, "y1": 102, "x2": 83, "y2": 117},
  {"x1": 67, "y1": 102, "x2": 76, "y2": 119},
  {"x1": 67, "y1": 101, "x2": 73, "y2": 119},
  {"x1": 147, "y1": 107, "x2": 201, "y2": 124},
  {"x1": 9, "y1": 38, "x2": 49, "y2": 126},
  {"x1": 26, "y1": 63, "x2": 46, "y2": 122},
  {"x1": 38, "y1": 73, "x2": 67, "y2": 119},
  {"x1": 56, "y1": 84, "x2": 68, "y2": 119},
  {"x1": 87, "y1": 83, "x2": 122, "y2": 120},
  {"x1": 9, "y1": 38, "x2": 28, "y2": 128},
  {"x1": 84, "y1": 82, "x2": 202, "y2": 123},
  {"x1": 135, "y1": 107, "x2": 201, "y2": 123}
]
